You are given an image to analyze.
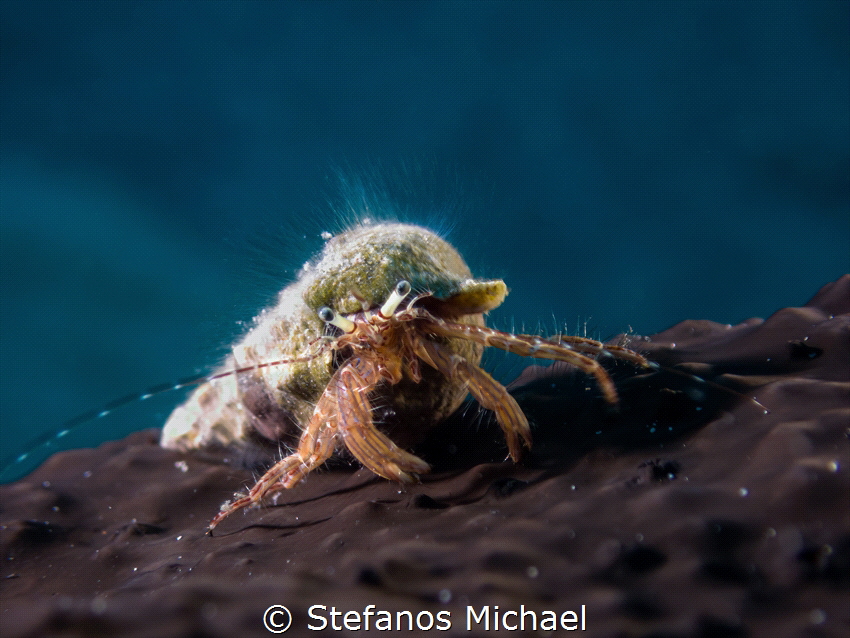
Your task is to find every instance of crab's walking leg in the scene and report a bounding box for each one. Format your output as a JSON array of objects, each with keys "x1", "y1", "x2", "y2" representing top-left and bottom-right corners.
[
  {"x1": 420, "y1": 319, "x2": 642, "y2": 405},
  {"x1": 336, "y1": 359, "x2": 431, "y2": 483},
  {"x1": 416, "y1": 339, "x2": 531, "y2": 462},
  {"x1": 280, "y1": 395, "x2": 340, "y2": 490},
  {"x1": 208, "y1": 379, "x2": 341, "y2": 531},
  {"x1": 552, "y1": 335, "x2": 649, "y2": 368}
]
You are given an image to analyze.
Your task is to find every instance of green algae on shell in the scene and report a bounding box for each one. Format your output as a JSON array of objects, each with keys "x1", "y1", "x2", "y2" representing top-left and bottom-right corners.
[{"x1": 303, "y1": 222, "x2": 506, "y2": 314}]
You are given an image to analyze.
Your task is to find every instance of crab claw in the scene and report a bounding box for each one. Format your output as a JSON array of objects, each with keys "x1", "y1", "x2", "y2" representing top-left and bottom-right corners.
[{"x1": 336, "y1": 362, "x2": 431, "y2": 482}]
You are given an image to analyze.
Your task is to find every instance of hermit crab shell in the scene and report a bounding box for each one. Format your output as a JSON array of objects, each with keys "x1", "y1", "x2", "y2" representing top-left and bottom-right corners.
[{"x1": 160, "y1": 222, "x2": 507, "y2": 453}]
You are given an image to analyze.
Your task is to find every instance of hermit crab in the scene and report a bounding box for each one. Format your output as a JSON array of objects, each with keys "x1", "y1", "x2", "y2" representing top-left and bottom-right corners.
[{"x1": 159, "y1": 222, "x2": 649, "y2": 530}]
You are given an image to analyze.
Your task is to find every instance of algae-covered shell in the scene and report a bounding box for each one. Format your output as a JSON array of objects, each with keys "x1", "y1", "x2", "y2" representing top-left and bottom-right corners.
[{"x1": 160, "y1": 222, "x2": 507, "y2": 452}]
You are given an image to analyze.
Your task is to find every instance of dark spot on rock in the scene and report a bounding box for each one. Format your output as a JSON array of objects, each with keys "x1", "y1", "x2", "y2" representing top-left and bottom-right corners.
[
  {"x1": 602, "y1": 545, "x2": 667, "y2": 583},
  {"x1": 696, "y1": 615, "x2": 748, "y2": 638},
  {"x1": 49, "y1": 491, "x2": 78, "y2": 514},
  {"x1": 798, "y1": 535, "x2": 850, "y2": 589},
  {"x1": 698, "y1": 520, "x2": 763, "y2": 586},
  {"x1": 620, "y1": 591, "x2": 664, "y2": 619},
  {"x1": 482, "y1": 550, "x2": 533, "y2": 574},
  {"x1": 627, "y1": 459, "x2": 682, "y2": 486},
  {"x1": 621, "y1": 545, "x2": 667, "y2": 574},
  {"x1": 655, "y1": 387, "x2": 701, "y2": 424},
  {"x1": 654, "y1": 460, "x2": 680, "y2": 480},
  {"x1": 125, "y1": 522, "x2": 167, "y2": 536},
  {"x1": 488, "y1": 477, "x2": 529, "y2": 497},
  {"x1": 703, "y1": 520, "x2": 752, "y2": 554},
  {"x1": 357, "y1": 567, "x2": 382, "y2": 587},
  {"x1": 639, "y1": 459, "x2": 682, "y2": 481},
  {"x1": 787, "y1": 339, "x2": 823, "y2": 360},
  {"x1": 410, "y1": 494, "x2": 449, "y2": 509},
  {"x1": 4, "y1": 520, "x2": 66, "y2": 546},
  {"x1": 699, "y1": 558, "x2": 753, "y2": 585}
]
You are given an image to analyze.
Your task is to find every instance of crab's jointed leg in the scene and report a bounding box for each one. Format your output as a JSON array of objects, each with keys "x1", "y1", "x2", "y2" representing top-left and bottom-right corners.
[
  {"x1": 419, "y1": 317, "x2": 650, "y2": 404},
  {"x1": 336, "y1": 358, "x2": 431, "y2": 483},
  {"x1": 208, "y1": 375, "x2": 342, "y2": 531},
  {"x1": 415, "y1": 338, "x2": 532, "y2": 462},
  {"x1": 553, "y1": 335, "x2": 649, "y2": 368}
]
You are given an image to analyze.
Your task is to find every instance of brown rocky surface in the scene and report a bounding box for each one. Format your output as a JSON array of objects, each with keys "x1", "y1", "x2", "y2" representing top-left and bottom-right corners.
[{"x1": 2, "y1": 276, "x2": 848, "y2": 637}]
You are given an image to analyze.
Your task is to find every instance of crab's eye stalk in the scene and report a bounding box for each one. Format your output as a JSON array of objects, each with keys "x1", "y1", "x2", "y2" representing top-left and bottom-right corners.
[
  {"x1": 318, "y1": 307, "x2": 356, "y2": 333},
  {"x1": 380, "y1": 280, "x2": 412, "y2": 318}
]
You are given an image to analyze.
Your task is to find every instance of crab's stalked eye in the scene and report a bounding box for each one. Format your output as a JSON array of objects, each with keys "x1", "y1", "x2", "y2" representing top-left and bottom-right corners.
[
  {"x1": 318, "y1": 307, "x2": 356, "y2": 333},
  {"x1": 380, "y1": 280, "x2": 412, "y2": 318}
]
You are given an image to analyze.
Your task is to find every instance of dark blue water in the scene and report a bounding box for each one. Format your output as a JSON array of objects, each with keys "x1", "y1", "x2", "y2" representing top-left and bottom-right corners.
[{"x1": 2, "y1": 1, "x2": 848, "y2": 479}]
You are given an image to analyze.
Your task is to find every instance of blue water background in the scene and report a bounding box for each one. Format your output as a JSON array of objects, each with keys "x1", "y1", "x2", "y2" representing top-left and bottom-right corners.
[{"x1": 1, "y1": 1, "x2": 848, "y2": 479}]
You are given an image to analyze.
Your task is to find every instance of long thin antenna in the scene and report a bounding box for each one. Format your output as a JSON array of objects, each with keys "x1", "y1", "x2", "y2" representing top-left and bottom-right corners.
[{"x1": 0, "y1": 347, "x2": 329, "y2": 480}]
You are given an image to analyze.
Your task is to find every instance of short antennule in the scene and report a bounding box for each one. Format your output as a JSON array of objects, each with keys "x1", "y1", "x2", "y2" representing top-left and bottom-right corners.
[{"x1": 380, "y1": 280, "x2": 412, "y2": 317}]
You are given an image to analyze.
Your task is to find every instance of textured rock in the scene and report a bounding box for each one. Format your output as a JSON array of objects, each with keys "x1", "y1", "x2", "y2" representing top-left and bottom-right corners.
[{"x1": 2, "y1": 276, "x2": 848, "y2": 637}]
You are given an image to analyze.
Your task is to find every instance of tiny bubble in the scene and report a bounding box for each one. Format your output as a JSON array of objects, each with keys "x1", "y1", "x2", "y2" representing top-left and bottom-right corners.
[
  {"x1": 140, "y1": 394, "x2": 152, "y2": 400},
  {"x1": 98, "y1": 410, "x2": 110, "y2": 418},
  {"x1": 42, "y1": 481, "x2": 50, "y2": 488},
  {"x1": 83, "y1": 471, "x2": 92, "y2": 478},
  {"x1": 526, "y1": 566, "x2": 539, "y2": 578},
  {"x1": 809, "y1": 609, "x2": 826, "y2": 625},
  {"x1": 828, "y1": 460, "x2": 839, "y2": 472},
  {"x1": 57, "y1": 430, "x2": 69, "y2": 438},
  {"x1": 16, "y1": 453, "x2": 28, "y2": 462},
  {"x1": 438, "y1": 588, "x2": 452, "y2": 603},
  {"x1": 176, "y1": 535, "x2": 183, "y2": 541},
  {"x1": 650, "y1": 427, "x2": 656, "y2": 433},
  {"x1": 739, "y1": 487, "x2": 749, "y2": 497}
]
